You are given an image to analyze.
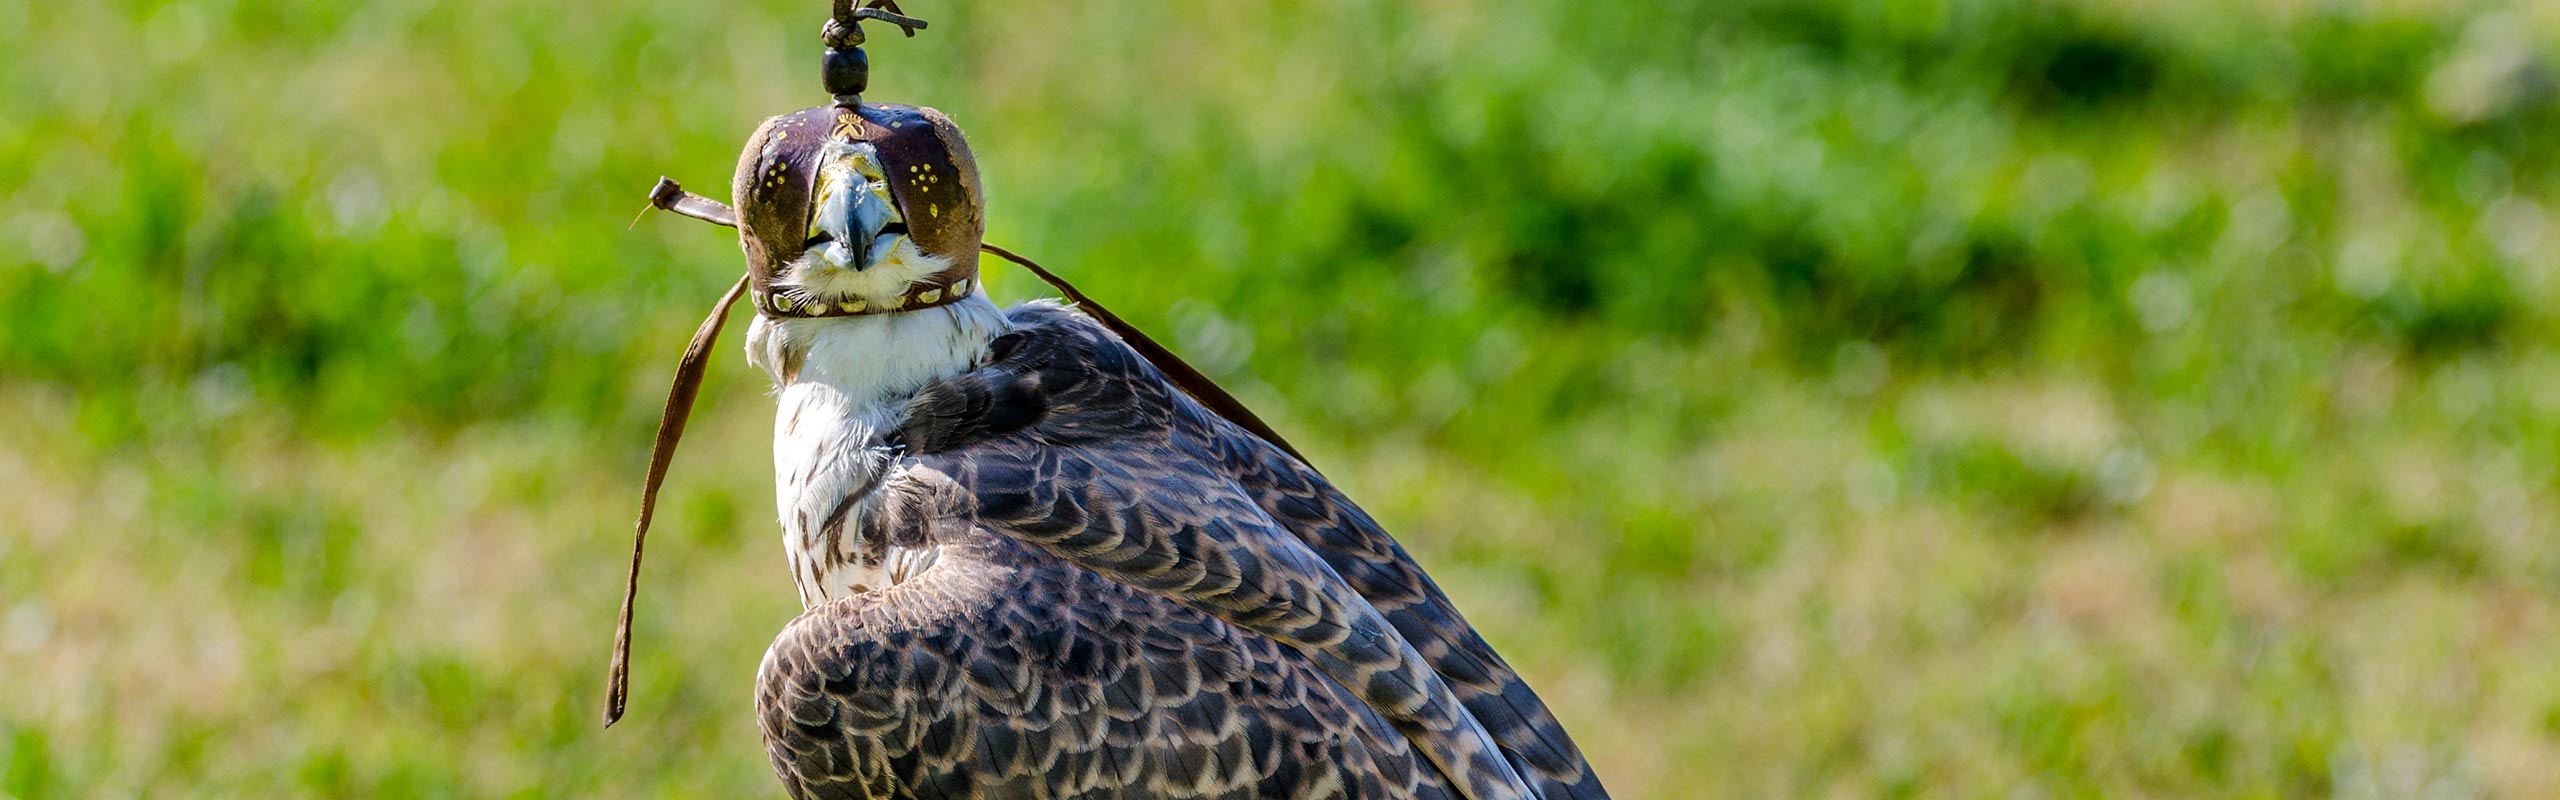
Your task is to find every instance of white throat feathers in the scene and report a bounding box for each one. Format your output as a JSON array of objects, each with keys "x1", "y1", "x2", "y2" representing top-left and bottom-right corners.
[{"x1": 748, "y1": 292, "x2": 1008, "y2": 608}]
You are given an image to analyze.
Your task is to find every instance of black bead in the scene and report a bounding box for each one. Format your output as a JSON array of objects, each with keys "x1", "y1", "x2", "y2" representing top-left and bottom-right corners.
[{"x1": 822, "y1": 46, "x2": 868, "y2": 99}]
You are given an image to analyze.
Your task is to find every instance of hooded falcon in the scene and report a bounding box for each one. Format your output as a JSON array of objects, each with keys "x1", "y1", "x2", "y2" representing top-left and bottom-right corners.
[
  {"x1": 608, "y1": 6, "x2": 1610, "y2": 798},
  {"x1": 719, "y1": 99, "x2": 1610, "y2": 800}
]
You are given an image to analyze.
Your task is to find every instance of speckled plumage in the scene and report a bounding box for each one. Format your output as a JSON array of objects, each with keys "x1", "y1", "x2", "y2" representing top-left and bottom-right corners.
[{"x1": 754, "y1": 303, "x2": 1609, "y2": 800}]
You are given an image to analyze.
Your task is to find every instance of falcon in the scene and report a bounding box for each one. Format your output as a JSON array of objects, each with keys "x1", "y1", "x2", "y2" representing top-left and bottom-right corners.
[{"x1": 606, "y1": 9, "x2": 1611, "y2": 798}]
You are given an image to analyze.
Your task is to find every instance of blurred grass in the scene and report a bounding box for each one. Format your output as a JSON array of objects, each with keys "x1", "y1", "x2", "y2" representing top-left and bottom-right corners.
[{"x1": 5, "y1": 0, "x2": 2560, "y2": 796}]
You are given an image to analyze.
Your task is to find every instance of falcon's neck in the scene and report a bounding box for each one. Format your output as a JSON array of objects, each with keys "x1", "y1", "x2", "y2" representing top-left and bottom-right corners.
[{"x1": 744, "y1": 294, "x2": 1009, "y2": 608}]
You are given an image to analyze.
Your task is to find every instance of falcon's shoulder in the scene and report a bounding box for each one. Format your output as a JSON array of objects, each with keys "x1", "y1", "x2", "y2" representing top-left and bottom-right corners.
[{"x1": 898, "y1": 303, "x2": 1181, "y2": 456}]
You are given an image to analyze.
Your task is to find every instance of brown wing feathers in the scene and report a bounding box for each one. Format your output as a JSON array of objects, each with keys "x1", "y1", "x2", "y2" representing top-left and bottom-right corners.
[
  {"x1": 888, "y1": 305, "x2": 1606, "y2": 799},
  {"x1": 880, "y1": 447, "x2": 1531, "y2": 800},
  {"x1": 1239, "y1": 453, "x2": 1608, "y2": 798},
  {"x1": 756, "y1": 532, "x2": 1462, "y2": 799}
]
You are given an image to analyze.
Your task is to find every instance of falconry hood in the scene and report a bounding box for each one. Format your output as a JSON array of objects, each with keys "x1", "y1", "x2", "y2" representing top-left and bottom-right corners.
[
  {"x1": 732, "y1": 101, "x2": 985, "y2": 318},
  {"x1": 606, "y1": 0, "x2": 1305, "y2": 727}
]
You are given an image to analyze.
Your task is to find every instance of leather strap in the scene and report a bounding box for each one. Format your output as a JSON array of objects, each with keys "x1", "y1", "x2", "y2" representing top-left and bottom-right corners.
[
  {"x1": 644, "y1": 177, "x2": 738, "y2": 228},
  {"x1": 604, "y1": 274, "x2": 749, "y2": 727}
]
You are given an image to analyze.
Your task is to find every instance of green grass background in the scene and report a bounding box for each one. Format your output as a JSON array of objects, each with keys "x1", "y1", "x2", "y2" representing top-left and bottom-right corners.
[{"x1": 6, "y1": 0, "x2": 2560, "y2": 796}]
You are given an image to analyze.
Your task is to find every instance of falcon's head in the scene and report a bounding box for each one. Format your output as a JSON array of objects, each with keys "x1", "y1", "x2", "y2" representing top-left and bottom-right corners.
[{"x1": 730, "y1": 103, "x2": 984, "y2": 319}]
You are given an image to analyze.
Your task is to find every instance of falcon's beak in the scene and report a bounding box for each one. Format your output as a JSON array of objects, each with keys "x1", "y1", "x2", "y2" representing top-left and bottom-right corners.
[{"x1": 808, "y1": 142, "x2": 905, "y2": 272}]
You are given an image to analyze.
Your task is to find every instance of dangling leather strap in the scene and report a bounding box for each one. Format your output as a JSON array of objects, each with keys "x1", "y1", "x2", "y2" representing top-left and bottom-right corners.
[
  {"x1": 979, "y1": 243, "x2": 1313, "y2": 470},
  {"x1": 604, "y1": 274, "x2": 749, "y2": 727}
]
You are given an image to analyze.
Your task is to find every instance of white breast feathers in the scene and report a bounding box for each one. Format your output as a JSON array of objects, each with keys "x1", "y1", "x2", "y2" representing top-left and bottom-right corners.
[{"x1": 746, "y1": 293, "x2": 1008, "y2": 607}]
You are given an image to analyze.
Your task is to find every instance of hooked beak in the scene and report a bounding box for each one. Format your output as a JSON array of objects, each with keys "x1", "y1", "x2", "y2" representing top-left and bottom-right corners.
[{"x1": 808, "y1": 143, "x2": 904, "y2": 272}]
